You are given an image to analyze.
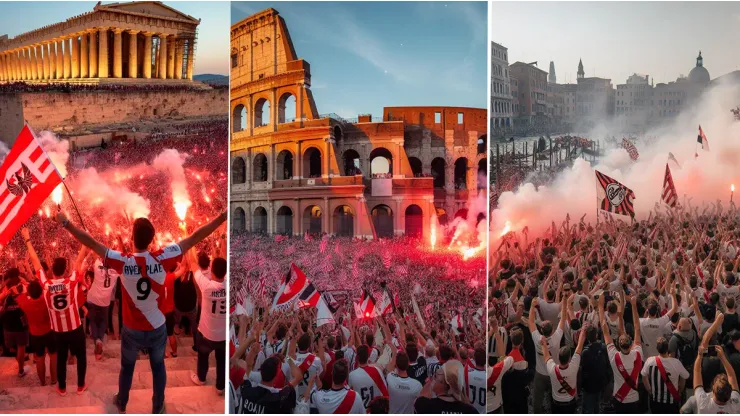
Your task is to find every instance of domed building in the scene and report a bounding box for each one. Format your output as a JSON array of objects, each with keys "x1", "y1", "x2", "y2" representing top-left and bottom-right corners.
[{"x1": 688, "y1": 51, "x2": 710, "y2": 85}]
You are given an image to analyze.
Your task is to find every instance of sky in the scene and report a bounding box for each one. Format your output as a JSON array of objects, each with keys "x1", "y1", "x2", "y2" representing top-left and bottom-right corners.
[
  {"x1": 0, "y1": 1, "x2": 229, "y2": 75},
  {"x1": 491, "y1": 2, "x2": 740, "y2": 85},
  {"x1": 233, "y1": 1, "x2": 487, "y2": 119}
]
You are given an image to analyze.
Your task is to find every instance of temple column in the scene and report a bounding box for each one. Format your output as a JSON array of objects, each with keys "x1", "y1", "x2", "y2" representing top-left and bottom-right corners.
[
  {"x1": 127, "y1": 30, "x2": 138, "y2": 78},
  {"x1": 80, "y1": 33, "x2": 89, "y2": 78},
  {"x1": 71, "y1": 34, "x2": 80, "y2": 78},
  {"x1": 63, "y1": 37, "x2": 71, "y2": 79},
  {"x1": 158, "y1": 33, "x2": 167, "y2": 79},
  {"x1": 55, "y1": 39, "x2": 64, "y2": 80},
  {"x1": 185, "y1": 37, "x2": 195, "y2": 80},
  {"x1": 142, "y1": 32, "x2": 153, "y2": 79},
  {"x1": 17, "y1": 50, "x2": 23, "y2": 81},
  {"x1": 174, "y1": 38, "x2": 184, "y2": 79},
  {"x1": 30, "y1": 46, "x2": 38, "y2": 80},
  {"x1": 0, "y1": 54, "x2": 6, "y2": 81},
  {"x1": 112, "y1": 28, "x2": 123, "y2": 78},
  {"x1": 36, "y1": 45, "x2": 43, "y2": 80},
  {"x1": 98, "y1": 27, "x2": 109, "y2": 78},
  {"x1": 88, "y1": 29, "x2": 98, "y2": 78},
  {"x1": 19, "y1": 49, "x2": 27, "y2": 80},
  {"x1": 43, "y1": 43, "x2": 51, "y2": 80},
  {"x1": 166, "y1": 36, "x2": 175, "y2": 79}
]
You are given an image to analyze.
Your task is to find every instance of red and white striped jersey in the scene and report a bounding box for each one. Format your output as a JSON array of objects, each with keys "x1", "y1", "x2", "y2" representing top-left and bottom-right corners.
[
  {"x1": 103, "y1": 243, "x2": 183, "y2": 331},
  {"x1": 39, "y1": 269, "x2": 83, "y2": 333}
]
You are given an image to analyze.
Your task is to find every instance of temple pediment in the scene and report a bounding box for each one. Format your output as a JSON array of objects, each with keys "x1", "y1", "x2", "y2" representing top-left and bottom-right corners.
[{"x1": 96, "y1": 1, "x2": 200, "y2": 24}]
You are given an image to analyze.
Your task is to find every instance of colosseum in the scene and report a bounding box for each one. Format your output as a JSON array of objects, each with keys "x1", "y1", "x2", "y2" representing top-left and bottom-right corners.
[{"x1": 230, "y1": 8, "x2": 487, "y2": 239}]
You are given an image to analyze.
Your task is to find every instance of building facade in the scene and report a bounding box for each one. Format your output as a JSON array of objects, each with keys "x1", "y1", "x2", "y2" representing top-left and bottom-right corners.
[
  {"x1": 0, "y1": 2, "x2": 199, "y2": 83},
  {"x1": 509, "y1": 61, "x2": 547, "y2": 124},
  {"x1": 230, "y1": 9, "x2": 486, "y2": 239},
  {"x1": 491, "y1": 41, "x2": 512, "y2": 129}
]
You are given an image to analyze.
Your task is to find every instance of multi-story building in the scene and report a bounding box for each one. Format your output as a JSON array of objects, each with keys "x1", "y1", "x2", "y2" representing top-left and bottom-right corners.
[
  {"x1": 615, "y1": 74, "x2": 652, "y2": 131},
  {"x1": 230, "y1": 8, "x2": 486, "y2": 239},
  {"x1": 562, "y1": 83, "x2": 577, "y2": 123},
  {"x1": 575, "y1": 59, "x2": 614, "y2": 122},
  {"x1": 510, "y1": 75, "x2": 520, "y2": 117},
  {"x1": 509, "y1": 61, "x2": 547, "y2": 124},
  {"x1": 547, "y1": 62, "x2": 564, "y2": 122},
  {"x1": 491, "y1": 41, "x2": 512, "y2": 129}
]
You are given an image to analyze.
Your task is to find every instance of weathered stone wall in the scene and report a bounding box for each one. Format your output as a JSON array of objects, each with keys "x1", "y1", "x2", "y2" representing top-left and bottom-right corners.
[{"x1": 0, "y1": 88, "x2": 227, "y2": 144}]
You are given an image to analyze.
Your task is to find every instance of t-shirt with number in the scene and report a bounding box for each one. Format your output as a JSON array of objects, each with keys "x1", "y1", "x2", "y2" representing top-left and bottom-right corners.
[
  {"x1": 694, "y1": 387, "x2": 740, "y2": 413},
  {"x1": 386, "y1": 372, "x2": 422, "y2": 414},
  {"x1": 237, "y1": 379, "x2": 297, "y2": 414},
  {"x1": 39, "y1": 269, "x2": 83, "y2": 333},
  {"x1": 282, "y1": 351, "x2": 323, "y2": 401},
  {"x1": 309, "y1": 387, "x2": 365, "y2": 414},
  {"x1": 348, "y1": 364, "x2": 388, "y2": 409},
  {"x1": 103, "y1": 244, "x2": 183, "y2": 331},
  {"x1": 194, "y1": 269, "x2": 226, "y2": 342},
  {"x1": 465, "y1": 366, "x2": 487, "y2": 413},
  {"x1": 87, "y1": 259, "x2": 119, "y2": 308},
  {"x1": 546, "y1": 354, "x2": 581, "y2": 403},
  {"x1": 487, "y1": 356, "x2": 513, "y2": 412}
]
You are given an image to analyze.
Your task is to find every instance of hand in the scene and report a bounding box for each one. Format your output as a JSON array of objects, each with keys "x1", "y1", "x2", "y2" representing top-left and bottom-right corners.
[
  {"x1": 55, "y1": 212, "x2": 68, "y2": 225},
  {"x1": 20, "y1": 228, "x2": 30, "y2": 240},
  {"x1": 532, "y1": 297, "x2": 539, "y2": 307},
  {"x1": 717, "y1": 312, "x2": 725, "y2": 324},
  {"x1": 539, "y1": 336, "x2": 548, "y2": 347},
  {"x1": 716, "y1": 345, "x2": 727, "y2": 360}
]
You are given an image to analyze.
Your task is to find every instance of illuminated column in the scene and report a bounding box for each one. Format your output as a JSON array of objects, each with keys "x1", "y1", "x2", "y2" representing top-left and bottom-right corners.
[
  {"x1": 128, "y1": 30, "x2": 138, "y2": 78},
  {"x1": 112, "y1": 28, "x2": 123, "y2": 78},
  {"x1": 12, "y1": 50, "x2": 20, "y2": 81},
  {"x1": 55, "y1": 40, "x2": 64, "y2": 80},
  {"x1": 63, "y1": 37, "x2": 71, "y2": 79},
  {"x1": 36, "y1": 45, "x2": 43, "y2": 80},
  {"x1": 98, "y1": 27, "x2": 109, "y2": 78},
  {"x1": 166, "y1": 35, "x2": 175, "y2": 79},
  {"x1": 30, "y1": 46, "x2": 38, "y2": 80},
  {"x1": 142, "y1": 32, "x2": 152, "y2": 79},
  {"x1": 0, "y1": 53, "x2": 6, "y2": 81},
  {"x1": 43, "y1": 43, "x2": 51, "y2": 79},
  {"x1": 185, "y1": 37, "x2": 195, "y2": 80},
  {"x1": 174, "y1": 38, "x2": 184, "y2": 79},
  {"x1": 80, "y1": 32, "x2": 89, "y2": 78},
  {"x1": 88, "y1": 29, "x2": 98, "y2": 78},
  {"x1": 158, "y1": 33, "x2": 167, "y2": 79},
  {"x1": 20, "y1": 49, "x2": 27, "y2": 80},
  {"x1": 71, "y1": 34, "x2": 80, "y2": 78}
]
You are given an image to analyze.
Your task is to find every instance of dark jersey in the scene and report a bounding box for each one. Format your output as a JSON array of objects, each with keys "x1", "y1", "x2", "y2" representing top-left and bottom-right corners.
[
  {"x1": 408, "y1": 356, "x2": 428, "y2": 384},
  {"x1": 414, "y1": 397, "x2": 478, "y2": 414},
  {"x1": 237, "y1": 380, "x2": 296, "y2": 414}
]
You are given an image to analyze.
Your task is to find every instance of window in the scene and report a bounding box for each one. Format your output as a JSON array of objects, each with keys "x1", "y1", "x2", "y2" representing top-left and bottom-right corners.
[
  {"x1": 457, "y1": 112, "x2": 464, "y2": 124},
  {"x1": 434, "y1": 112, "x2": 441, "y2": 123},
  {"x1": 231, "y1": 54, "x2": 238, "y2": 68}
]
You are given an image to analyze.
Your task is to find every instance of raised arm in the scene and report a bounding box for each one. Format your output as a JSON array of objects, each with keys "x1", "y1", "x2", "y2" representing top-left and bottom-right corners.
[
  {"x1": 598, "y1": 295, "x2": 613, "y2": 346},
  {"x1": 631, "y1": 295, "x2": 641, "y2": 347},
  {"x1": 717, "y1": 345, "x2": 739, "y2": 391},
  {"x1": 55, "y1": 213, "x2": 107, "y2": 258},
  {"x1": 693, "y1": 345, "x2": 704, "y2": 390},
  {"x1": 177, "y1": 211, "x2": 227, "y2": 253},
  {"x1": 21, "y1": 228, "x2": 42, "y2": 275},
  {"x1": 559, "y1": 296, "x2": 568, "y2": 330},
  {"x1": 575, "y1": 325, "x2": 586, "y2": 355},
  {"x1": 528, "y1": 297, "x2": 539, "y2": 333}
]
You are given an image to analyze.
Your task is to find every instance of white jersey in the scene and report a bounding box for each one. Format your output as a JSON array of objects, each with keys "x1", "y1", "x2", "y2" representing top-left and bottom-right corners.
[
  {"x1": 487, "y1": 357, "x2": 513, "y2": 412},
  {"x1": 341, "y1": 346, "x2": 356, "y2": 371},
  {"x1": 465, "y1": 367, "x2": 487, "y2": 413},
  {"x1": 348, "y1": 365, "x2": 388, "y2": 409},
  {"x1": 194, "y1": 269, "x2": 226, "y2": 342},
  {"x1": 310, "y1": 387, "x2": 365, "y2": 414},
  {"x1": 608, "y1": 344, "x2": 643, "y2": 404},
  {"x1": 695, "y1": 388, "x2": 740, "y2": 413},
  {"x1": 369, "y1": 346, "x2": 380, "y2": 363},
  {"x1": 538, "y1": 300, "x2": 561, "y2": 324},
  {"x1": 640, "y1": 356, "x2": 689, "y2": 405},
  {"x1": 639, "y1": 314, "x2": 671, "y2": 358},
  {"x1": 386, "y1": 372, "x2": 422, "y2": 414},
  {"x1": 546, "y1": 354, "x2": 581, "y2": 403},
  {"x1": 87, "y1": 258, "x2": 118, "y2": 307},
  {"x1": 532, "y1": 328, "x2": 564, "y2": 375},
  {"x1": 282, "y1": 351, "x2": 323, "y2": 400}
]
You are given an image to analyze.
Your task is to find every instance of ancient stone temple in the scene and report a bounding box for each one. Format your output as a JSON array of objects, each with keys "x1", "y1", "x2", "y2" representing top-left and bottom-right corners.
[
  {"x1": 230, "y1": 8, "x2": 487, "y2": 239},
  {"x1": 0, "y1": 1, "x2": 200, "y2": 83}
]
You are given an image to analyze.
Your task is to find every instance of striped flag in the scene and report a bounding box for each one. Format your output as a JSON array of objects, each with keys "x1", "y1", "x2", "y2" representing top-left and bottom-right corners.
[
  {"x1": 0, "y1": 125, "x2": 63, "y2": 244},
  {"x1": 258, "y1": 274, "x2": 266, "y2": 299},
  {"x1": 383, "y1": 251, "x2": 392, "y2": 269},
  {"x1": 622, "y1": 138, "x2": 639, "y2": 160},
  {"x1": 295, "y1": 280, "x2": 321, "y2": 309},
  {"x1": 595, "y1": 170, "x2": 636, "y2": 218},
  {"x1": 355, "y1": 290, "x2": 376, "y2": 319},
  {"x1": 668, "y1": 152, "x2": 681, "y2": 168},
  {"x1": 698, "y1": 125, "x2": 710, "y2": 152},
  {"x1": 271, "y1": 263, "x2": 308, "y2": 312},
  {"x1": 662, "y1": 163, "x2": 678, "y2": 208}
]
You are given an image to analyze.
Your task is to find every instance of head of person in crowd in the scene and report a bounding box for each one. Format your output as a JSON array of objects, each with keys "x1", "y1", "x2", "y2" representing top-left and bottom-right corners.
[
  {"x1": 26, "y1": 280, "x2": 42, "y2": 300},
  {"x1": 331, "y1": 358, "x2": 349, "y2": 388},
  {"x1": 132, "y1": 217, "x2": 156, "y2": 251},
  {"x1": 297, "y1": 333, "x2": 311, "y2": 353},
  {"x1": 357, "y1": 345, "x2": 369, "y2": 366},
  {"x1": 211, "y1": 257, "x2": 226, "y2": 281},
  {"x1": 258, "y1": 356, "x2": 281, "y2": 387},
  {"x1": 368, "y1": 397, "x2": 389, "y2": 414},
  {"x1": 712, "y1": 373, "x2": 733, "y2": 405}
]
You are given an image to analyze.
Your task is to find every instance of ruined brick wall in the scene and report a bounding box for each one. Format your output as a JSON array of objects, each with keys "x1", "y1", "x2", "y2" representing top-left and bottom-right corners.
[{"x1": 0, "y1": 89, "x2": 226, "y2": 142}]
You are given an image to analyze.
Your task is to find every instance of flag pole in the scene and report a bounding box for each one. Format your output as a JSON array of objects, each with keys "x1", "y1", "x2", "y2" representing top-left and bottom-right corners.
[{"x1": 24, "y1": 121, "x2": 88, "y2": 231}]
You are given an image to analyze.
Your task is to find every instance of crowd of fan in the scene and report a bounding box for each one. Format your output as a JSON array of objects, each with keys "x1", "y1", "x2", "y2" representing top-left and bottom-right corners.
[
  {"x1": 0, "y1": 81, "x2": 219, "y2": 94},
  {"x1": 489, "y1": 201, "x2": 740, "y2": 413}
]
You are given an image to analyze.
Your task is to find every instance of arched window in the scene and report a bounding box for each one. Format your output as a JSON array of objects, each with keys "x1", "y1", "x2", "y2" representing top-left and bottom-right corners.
[
  {"x1": 303, "y1": 205, "x2": 322, "y2": 234},
  {"x1": 278, "y1": 93, "x2": 296, "y2": 124},
  {"x1": 405, "y1": 204, "x2": 423, "y2": 238},
  {"x1": 478, "y1": 158, "x2": 487, "y2": 190},
  {"x1": 303, "y1": 147, "x2": 322, "y2": 178},
  {"x1": 431, "y1": 157, "x2": 446, "y2": 188},
  {"x1": 342, "y1": 149, "x2": 361, "y2": 176},
  {"x1": 454, "y1": 158, "x2": 468, "y2": 190},
  {"x1": 254, "y1": 98, "x2": 270, "y2": 127},
  {"x1": 478, "y1": 135, "x2": 487, "y2": 154},
  {"x1": 276, "y1": 206, "x2": 293, "y2": 235},
  {"x1": 370, "y1": 148, "x2": 393, "y2": 177},
  {"x1": 333, "y1": 205, "x2": 354, "y2": 237},
  {"x1": 436, "y1": 207, "x2": 448, "y2": 227},
  {"x1": 232, "y1": 207, "x2": 245, "y2": 231},
  {"x1": 253, "y1": 207, "x2": 267, "y2": 234},
  {"x1": 233, "y1": 104, "x2": 246, "y2": 133},
  {"x1": 371, "y1": 205, "x2": 394, "y2": 239},
  {"x1": 276, "y1": 150, "x2": 294, "y2": 180},
  {"x1": 408, "y1": 157, "x2": 423, "y2": 177},
  {"x1": 231, "y1": 157, "x2": 246, "y2": 184},
  {"x1": 253, "y1": 154, "x2": 268, "y2": 182}
]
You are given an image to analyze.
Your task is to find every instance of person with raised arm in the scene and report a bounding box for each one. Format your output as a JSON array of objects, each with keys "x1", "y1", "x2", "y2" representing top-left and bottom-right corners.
[
  {"x1": 55, "y1": 210, "x2": 227, "y2": 413},
  {"x1": 542, "y1": 323, "x2": 585, "y2": 413}
]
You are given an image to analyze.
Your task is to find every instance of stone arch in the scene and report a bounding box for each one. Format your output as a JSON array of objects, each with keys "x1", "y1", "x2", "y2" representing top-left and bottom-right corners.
[
  {"x1": 408, "y1": 157, "x2": 423, "y2": 177},
  {"x1": 254, "y1": 97, "x2": 270, "y2": 127},
  {"x1": 253, "y1": 153, "x2": 268, "y2": 182},
  {"x1": 431, "y1": 157, "x2": 446, "y2": 188},
  {"x1": 303, "y1": 205, "x2": 322, "y2": 234},
  {"x1": 333, "y1": 205, "x2": 354, "y2": 237},
  {"x1": 253, "y1": 206, "x2": 267, "y2": 234},
  {"x1": 436, "y1": 207, "x2": 449, "y2": 227},
  {"x1": 477, "y1": 134, "x2": 487, "y2": 154},
  {"x1": 276, "y1": 150, "x2": 294, "y2": 180},
  {"x1": 477, "y1": 158, "x2": 487, "y2": 189},
  {"x1": 231, "y1": 157, "x2": 246, "y2": 184},
  {"x1": 333, "y1": 125, "x2": 343, "y2": 141},
  {"x1": 371, "y1": 204, "x2": 394, "y2": 239},
  {"x1": 454, "y1": 157, "x2": 468, "y2": 190},
  {"x1": 233, "y1": 104, "x2": 246, "y2": 133},
  {"x1": 303, "y1": 147, "x2": 322, "y2": 178},
  {"x1": 370, "y1": 147, "x2": 393, "y2": 176},
  {"x1": 232, "y1": 207, "x2": 245, "y2": 231},
  {"x1": 276, "y1": 206, "x2": 293, "y2": 235},
  {"x1": 277, "y1": 92, "x2": 296, "y2": 124},
  {"x1": 405, "y1": 204, "x2": 423, "y2": 238},
  {"x1": 342, "y1": 149, "x2": 361, "y2": 176}
]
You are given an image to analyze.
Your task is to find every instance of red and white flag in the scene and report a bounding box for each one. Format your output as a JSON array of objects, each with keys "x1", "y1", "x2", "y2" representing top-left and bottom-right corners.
[
  {"x1": 0, "y1": 125, "x2": 62, "y2": 244},
  {"x1": 354, "y1": 290, "x2": 376, "y2": 319},
  {"x1": 258, "y1": 274, "x2": 266, "y2": 299},
  {"x1": 374, "y1": 285, "x2": 397, "y2": 316},
  {"x1": 271, "y1": 263, "x2": 309, "y2": 312},
  {"x1": 622, "y1": 138, "x2": 639, "y2": 160},
  {"x1": 662, "y1": 163, "x2": 678, "y2": 208},
  {"x1": 696, "y1": 125, "x2": 710, "y2": 157}
]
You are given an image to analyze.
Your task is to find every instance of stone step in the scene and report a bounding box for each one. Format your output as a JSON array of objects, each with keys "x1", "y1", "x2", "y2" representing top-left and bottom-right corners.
[
  {"x1": 0, "y1": 384, "x2": 223, "y2": 414},
  {"x1": 13, "y1": 405, "x2": 107, "y2": 414}
]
